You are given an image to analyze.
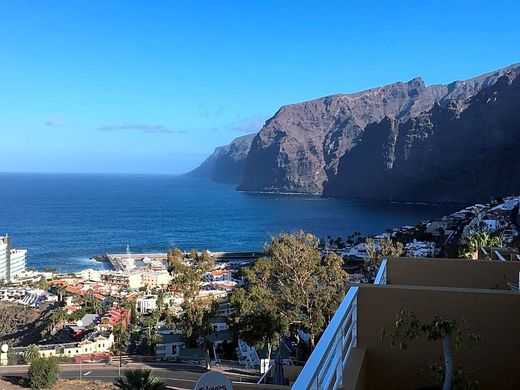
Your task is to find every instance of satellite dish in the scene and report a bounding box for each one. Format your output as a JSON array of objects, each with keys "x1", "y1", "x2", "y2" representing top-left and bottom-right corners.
[
  {"x1": 193, "y1": 371, "x2": 233, "y2": 390},
  {"x1": 76, "y1": 320, "x2": 84, "y2": 327},
  {"x1": 1, "y1": 344, "x2": 8, "y2": 353}
]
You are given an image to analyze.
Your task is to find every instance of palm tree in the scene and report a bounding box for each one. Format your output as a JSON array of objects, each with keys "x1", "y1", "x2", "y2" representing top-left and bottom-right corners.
[{"x1": 114, "y1": 369, "x2": 167, "y2": 390}]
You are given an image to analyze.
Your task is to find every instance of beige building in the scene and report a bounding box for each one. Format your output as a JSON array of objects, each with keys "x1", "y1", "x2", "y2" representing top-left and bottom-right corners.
[
  {"x1": 292, "y1": 257, "x2": 520, "y2": 390},
  {"x1": 100, "y1": 271, "x2": 143, "y2": 289},
  {"x1": 141, "y1": 271, "x2": 172, "y2": 289}
]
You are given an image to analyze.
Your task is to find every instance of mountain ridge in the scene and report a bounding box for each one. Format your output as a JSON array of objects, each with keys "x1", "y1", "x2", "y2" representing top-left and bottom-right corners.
[{"x1": 189, "y1": 62, "x2": 520, "y2": 204}]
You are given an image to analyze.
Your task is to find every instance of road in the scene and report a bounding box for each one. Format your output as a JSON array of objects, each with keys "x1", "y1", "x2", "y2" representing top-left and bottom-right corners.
[{"x1": 0, "y1": 363, "x2": 260, "y2": 390}]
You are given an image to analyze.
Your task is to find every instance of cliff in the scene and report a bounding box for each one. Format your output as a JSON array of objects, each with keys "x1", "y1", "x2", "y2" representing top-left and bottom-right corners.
[
  {"x1": 237, "y1": 62, "x2": 520, "y2": 203},
  {"x1": 187, "y1": 133, "x2": 256, "y2": 183}
]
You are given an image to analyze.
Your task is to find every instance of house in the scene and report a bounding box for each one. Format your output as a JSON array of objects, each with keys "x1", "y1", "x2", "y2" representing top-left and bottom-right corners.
[
  {"x1": 155, "y1": 333, "x2": 185, "y2": 358},
  {"x1": 100, "y1": 304, "x2": 131, "y2": 329},
  {"x1": 209, "y1": 316, "x2": 228, "y2": 332},
  {"x1": 136, "y1": 295, "x2": 157, "y2": 312},
  {"x1": 204, "y1": 270, "x2": 232, "y2": 282},
  {"x1": 13, "y1": 332, "x2": 114, "y2": 361}
]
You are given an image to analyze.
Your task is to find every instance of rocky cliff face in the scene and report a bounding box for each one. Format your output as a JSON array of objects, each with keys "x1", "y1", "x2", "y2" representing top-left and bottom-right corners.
[
  {"x1": 187, "y1": 133, "x2": 255, "y2": 183},
  {"x1": 236, "y1": 63, "x2": 520, "y2": 203},
  {"x1": 326, "y1": 71, "x2": 520, "y2": 203}
]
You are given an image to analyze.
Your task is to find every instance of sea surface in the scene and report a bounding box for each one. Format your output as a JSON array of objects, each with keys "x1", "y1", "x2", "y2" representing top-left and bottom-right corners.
[{"x1": 0, "y1": 173, "x2": 458, "y2": 272}]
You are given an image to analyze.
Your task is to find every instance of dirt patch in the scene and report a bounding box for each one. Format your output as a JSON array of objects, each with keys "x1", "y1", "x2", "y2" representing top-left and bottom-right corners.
[{"x1": 0, "y1": 378, "x2": 113, "y2": 389}]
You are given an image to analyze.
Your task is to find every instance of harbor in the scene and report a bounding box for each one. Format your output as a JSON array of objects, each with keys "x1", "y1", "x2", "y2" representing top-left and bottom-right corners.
[{"x1": 92, "y1": 249, "x2": 265, "y2": 271}]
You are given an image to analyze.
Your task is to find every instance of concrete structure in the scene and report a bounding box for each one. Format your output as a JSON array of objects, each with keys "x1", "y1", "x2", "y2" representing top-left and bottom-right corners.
[
  {"x1": 293, "y1": 257, "x2": 520, "y2": 389},
  {"x1": 0, "y1": 235, "x2": 27, "y2": 282},
  {"x1": 136, "y1": 295, "x2": 157, "y2": 312},
  {"x1": 0, "y1": 287, "x2": 57, "y2": 307}
]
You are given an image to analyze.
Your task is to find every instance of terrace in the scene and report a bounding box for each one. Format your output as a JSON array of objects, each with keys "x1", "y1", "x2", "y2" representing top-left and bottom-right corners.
[{"x1": 292, "y1": 257, "x2": 520, "y2": 389}]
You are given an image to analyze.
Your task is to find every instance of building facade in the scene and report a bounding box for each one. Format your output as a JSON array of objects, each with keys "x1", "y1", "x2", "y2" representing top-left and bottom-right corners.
[
  {"x1": 0, "y1": 235, "x2": 27, "y2": 282},
  {"x1": 0, "y1": 236, "x2": 8, "y2": 282}
]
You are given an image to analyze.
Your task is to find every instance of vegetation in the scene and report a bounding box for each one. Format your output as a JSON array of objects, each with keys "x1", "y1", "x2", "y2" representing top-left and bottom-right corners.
[
  {"x1": 22, "y1": 344, "x2": 41, "y2": 364},
  {"x1": 27, "y1": 356, "x2": 60, "y2": 390},
  {"x1": 138, "y1": 309, "x2": 160, "y2": 355},
  {"x1": 114, "y1": 368, "x2": 167, "y2": 390},
  {"x1": 459, "y1": 232, "x2": 502, "y2": 259},
  {"x1": 113, "y1": 320, "x2": 129, "y2": 368},
  {"x1": 381, "y1": 308, "x2": 480, "y2": 390},
  {"x1": 231, "y1": 231, "x2": 349, "y2": 358},
  {"x1": 36, "y1": 276, "x2": 48, "y2": 290},
  {"x1": 168, "y1": 248, "x2": 217, "y2": 351},
  {"x1": 0, "y1": 302, "x2": 44, "y2": 345},
  {"x1": 364, "y1": 236, "x2": 403, "y2": 281}
]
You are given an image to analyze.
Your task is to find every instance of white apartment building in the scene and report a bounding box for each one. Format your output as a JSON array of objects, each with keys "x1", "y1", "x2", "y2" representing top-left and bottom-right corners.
[
  {"x1": 0, "y1": 235, "x2": 27, "y2": 282},
  {"x1": 9, "y1": 249, "x2": 27, "y2": 279},
  {"x1": 0, "y1": 236, "x2": 8, "y2": 281}
]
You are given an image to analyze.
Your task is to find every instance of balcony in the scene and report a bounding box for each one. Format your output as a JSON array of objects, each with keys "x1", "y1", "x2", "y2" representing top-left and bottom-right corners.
[{"x1": 293, "y1": 257, "x2": 520, "y2": 389}]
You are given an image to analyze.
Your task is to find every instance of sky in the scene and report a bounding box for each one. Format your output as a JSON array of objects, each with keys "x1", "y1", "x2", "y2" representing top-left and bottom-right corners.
[{"x1": 0, "y1": 1, "x2": 519, "y2": 174}]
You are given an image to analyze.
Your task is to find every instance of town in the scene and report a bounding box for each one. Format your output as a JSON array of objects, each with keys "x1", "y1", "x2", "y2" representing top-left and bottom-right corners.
[{"x1": 1, "y1": 195, "x2": 520, "y2": 389}]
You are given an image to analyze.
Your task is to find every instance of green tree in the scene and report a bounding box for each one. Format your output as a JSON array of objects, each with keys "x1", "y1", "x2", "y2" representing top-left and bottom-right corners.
[
  {"x1": 168, "y1": 248, "x2": 214, "y2": 300},
  {"x1": 230, "y1": 258, "x2": 284, "y2": 360},
  {"x1": 27, "y1": 356, "x2": 59, "y2": 390},
  {"x1": 232, "y1": 231, "x2": 349, "y2": 353},
  {"x1": 364, "y1": 236, "x2": 403, "y2": 281},
  {"x1": 129, "y1": 301, "x2": 138, "y2": 325},
  {"x1": 37, "y1": 276, "x2": 48, "y2": 291},
  {"x1": 114, "y1": 368, "x2": 167, "y2": 390},
  {"x1": 382, "y1": 308, "x2": 480, "y2": 390},
  {"x1": 167, "y1": 247, "x2": 216, "y2": 352},
  {"x1": 113, "y1": 321, "x2": 129, "y2": 368},
  {"x1": 140, "y1": 310, "x2": 160, "y2": 355},
  {"x1": 23, "y1": 344, "x2": 41, "y2": 364},
  {"x1": 46, "y1": 309, "x2": 67, "y2": 334},
  {"x1": 174, "y1": 298, "x2": 216, "y2": 348}
]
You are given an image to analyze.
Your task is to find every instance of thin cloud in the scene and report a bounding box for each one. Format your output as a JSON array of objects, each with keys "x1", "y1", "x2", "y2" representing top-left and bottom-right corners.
[
  {"x1": 197, "y1": 104, "x2": 226, "y2": 119},
  {"x1": 97, "y1": 123, "x2": 173, "y2": 134},
  {"x1": 44, "y1": 118, "x2": 63, "y2": 127}
]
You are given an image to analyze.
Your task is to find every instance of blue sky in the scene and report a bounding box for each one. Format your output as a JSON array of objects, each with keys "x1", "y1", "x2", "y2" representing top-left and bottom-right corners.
[{"x1": 0, "y1": 1, "x2": 519, "y2": 174}]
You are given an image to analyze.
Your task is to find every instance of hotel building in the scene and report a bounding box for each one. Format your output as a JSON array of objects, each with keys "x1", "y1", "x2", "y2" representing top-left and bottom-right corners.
[{"x1": 0, "y1": 235, "x2": 27, "y2": 282}]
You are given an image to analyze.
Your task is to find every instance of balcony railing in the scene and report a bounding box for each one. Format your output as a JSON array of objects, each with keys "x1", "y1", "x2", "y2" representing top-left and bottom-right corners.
[
  {"x1": 374, "y1": 259, "x2": 387, "y2": 285},
  {"x1": 292, "y1": 286, "x2": 358, "y2": 390}
]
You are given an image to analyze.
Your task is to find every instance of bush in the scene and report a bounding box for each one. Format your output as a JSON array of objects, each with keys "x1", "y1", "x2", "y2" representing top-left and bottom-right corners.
[
  {"x1": 23, "y1": 344, "x2": 41, "y2": 364},
  {"x1": 27, "y1": 356, "x2": 59, "y2": 389},
  {"x1": 114, "y1": 368, "x2": 167, "y2": 390}
]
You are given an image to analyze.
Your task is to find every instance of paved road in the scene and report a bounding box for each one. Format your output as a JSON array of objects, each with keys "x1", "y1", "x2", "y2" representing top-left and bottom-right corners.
[{"x1": 0, "y1": 363, "x2": 260, "y2": 390}]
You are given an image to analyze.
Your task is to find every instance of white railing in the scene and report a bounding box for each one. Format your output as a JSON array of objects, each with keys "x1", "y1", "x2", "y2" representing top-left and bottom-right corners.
[
  {"x1": 292, "y1": 286, "x2": 358, "y2": 390},
  {"x1": 495, "y1": 250, "x2": 507, "y2": 262},
  {"x1": 374, "y1": 259, "x2": 387, "y2": 285}
]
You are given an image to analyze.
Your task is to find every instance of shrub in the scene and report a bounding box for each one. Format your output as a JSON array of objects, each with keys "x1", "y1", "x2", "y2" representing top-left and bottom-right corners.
[
  {"x1": 114, "y1": 368, "x2": 167, "y2": 390},
  {"x1": 27, "y1": 356, "x2": 59, "y2": 389}
]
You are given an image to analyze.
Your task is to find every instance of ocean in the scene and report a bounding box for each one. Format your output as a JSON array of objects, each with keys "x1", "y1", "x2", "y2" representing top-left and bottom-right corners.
[{"x1": 0, "y1": 173, "x2": 457, "y2": 272}]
